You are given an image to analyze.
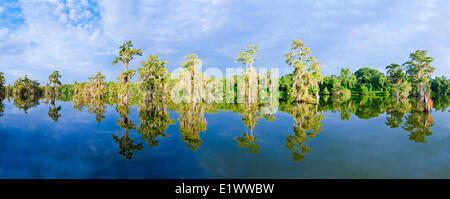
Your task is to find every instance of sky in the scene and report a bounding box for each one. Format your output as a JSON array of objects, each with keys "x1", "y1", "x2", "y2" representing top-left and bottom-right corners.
[{"x1": 0, "y1": 0, "x2": 449, "y2": 84}]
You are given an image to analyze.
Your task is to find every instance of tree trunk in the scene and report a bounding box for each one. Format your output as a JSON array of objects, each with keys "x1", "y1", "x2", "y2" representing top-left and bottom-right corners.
[
  {"x1": 161, "y1": 81, "x2": 166, "y2": 102},
  {"x1": 145, "y1": 90, "x2": 149, "y2": 106},
  {"x1": 124, "y1": 81, "x2": 129, "y2": 105},
  {"x1": 395, "y1": 90, "x2": 399, "y2": 103},
  {"x1": 191, "y1": 70, "x2": 195, "y2": 103},
  {"x1": 152, "y1": 85, "x2": 156, "y2": 100},
  {"x1": 315, "y1": 81, "x2": 319, "y2": 105},
  {"x1": 396, "y1": 90, "x2": 399, "y2": 101},
  {"x1": 423, "y1": 84, "x2": 429, "y2": 112},
  {"x1": 124, "y1": 62, "x2": 129, "y2": 72}
]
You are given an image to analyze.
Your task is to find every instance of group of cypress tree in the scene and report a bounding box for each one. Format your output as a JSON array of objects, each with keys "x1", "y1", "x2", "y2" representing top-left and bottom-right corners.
[{"x1": 0, "y1": 40, "x2": 448, "y2": 113}]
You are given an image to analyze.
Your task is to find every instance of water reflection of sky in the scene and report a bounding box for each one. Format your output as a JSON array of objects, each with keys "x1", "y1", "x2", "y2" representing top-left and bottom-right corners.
[{"x1": 0, "y1": 100, "x2": 449, "y2": 179}]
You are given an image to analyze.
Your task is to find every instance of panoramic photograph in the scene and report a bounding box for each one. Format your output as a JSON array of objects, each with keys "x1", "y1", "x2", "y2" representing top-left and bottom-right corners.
[{"x1": 0, "y1": 0, "x2": 449, "y2": 186}]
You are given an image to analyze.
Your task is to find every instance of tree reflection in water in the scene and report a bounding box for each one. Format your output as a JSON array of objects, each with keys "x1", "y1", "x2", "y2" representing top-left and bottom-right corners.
[
  {"x1": 385, "y1": 99, "x2": 411, "y2": 128},
  {"x1": 48, "y1": 98, "x2": 62, "y2": 122},
  {"x1": 0, "y1": 96, "x2": 4, "y2": 117},
  {"x1": 3, "y1": 92, "x2": 448, "y2": 161},
  {"x1": 402, "y1": 111, "x2": 435, "y2": 143},
  {"x1": 87, "y1": 99, "x2": 106, "y2": 123},
  {"x1": 235, "y1": 103, "x2": 262, "y2": 154},
  {"x1": 285, "y1": 103, "x2": 324, "y2": 162},
  {"x1": 177, "y1": 103, "x2": 208, "y2": 151},
  {"x1": 112, "y1": 103, "x2": 143, "y2": 160},
  {"x1": 13, "y1": 95, "x2": 40, "y2": 114},
  {"x1": 137, "y1": 101, "x2": 175, "y2": 147}
]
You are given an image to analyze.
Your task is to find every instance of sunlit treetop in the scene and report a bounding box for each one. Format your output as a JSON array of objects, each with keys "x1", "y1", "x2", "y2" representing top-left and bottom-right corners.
[
  {"x1": 138, "y1": 54, "x2": 169, "y2": 89},
  {"x1": 285, "y1": 40, "x2": 311, "y2": 68},
  {"x1": 307, "y1": 56, "x2": 323, "y2": 80},
  {"x1": 386, "y1": 63, "x2": 404, "y2": 85},
  {"x1": 112, "y1": 40, "x2": 143, "y2": 70},
  {"x1": 48, "y1": 70, "x2": 61, "y2": 86},
  {"x1": 403, "y1": 50, "x2": 435, "y2": 83},
  {"x1": 235, "y1": 45, "x2": 259, "y2": 68},
  {"x1": 180, "y1": 54, "x2": 202, "y2": 71}
]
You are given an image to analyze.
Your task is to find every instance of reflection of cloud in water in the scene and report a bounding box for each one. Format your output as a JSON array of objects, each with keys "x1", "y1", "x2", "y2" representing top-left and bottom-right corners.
[{"x1": 0, "y1": 96, "x2": 449, "y2": 178}]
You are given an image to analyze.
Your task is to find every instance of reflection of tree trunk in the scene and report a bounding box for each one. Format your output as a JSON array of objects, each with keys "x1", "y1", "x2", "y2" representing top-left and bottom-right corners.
[
  {"x1": 395, "y1": 90, "x2": 399, "y2": 102},
  {"x1": 145, "y1": 90, "x2": 149, "y2": 107},
  {"x1": 152, "y1": 85, "x2": 156, "y2": 100},
  {"x1": 124, "y1": 85, "x2": 129, "y2": 105}
]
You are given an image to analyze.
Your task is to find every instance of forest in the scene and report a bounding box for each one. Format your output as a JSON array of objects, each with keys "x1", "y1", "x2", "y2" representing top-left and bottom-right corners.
[
  {"x1": 0, "y1": 40, "x2": 448, "y2": 109},
  {"x1": 0, "y1": 40, "x2": 449, "y2": 161}
]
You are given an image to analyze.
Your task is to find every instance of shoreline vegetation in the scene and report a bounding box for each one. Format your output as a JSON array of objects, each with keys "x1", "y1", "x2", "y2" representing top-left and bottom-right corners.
[
  {"x1": 0, "y1": 40, "x2": 448, "y2": 111},
  {"x1": 0, "y1": 40, "x2": 448, "y2": 160},
  {"x1": 1, "y1": 40, "x2": 448, "y2": 108}
]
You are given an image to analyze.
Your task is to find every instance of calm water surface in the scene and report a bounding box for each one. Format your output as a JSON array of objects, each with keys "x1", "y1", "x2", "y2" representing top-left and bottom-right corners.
[{"x1": 0, "y1": 97, "x2": 449, "y2": 178}]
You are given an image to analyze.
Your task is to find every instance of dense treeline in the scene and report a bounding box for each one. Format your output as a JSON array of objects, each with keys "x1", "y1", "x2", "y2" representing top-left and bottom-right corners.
[
  {"x1": 0, "y1": 40, "x2": 449, "y2": 112},
  {"x1": 0, "y1": 40, "x2": 448, "y2": 162}
]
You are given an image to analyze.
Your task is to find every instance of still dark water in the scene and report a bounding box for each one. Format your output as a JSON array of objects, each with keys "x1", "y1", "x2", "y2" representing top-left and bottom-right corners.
[{"x1": 0, "y1": 97, "x2": 449, "y2": 178}]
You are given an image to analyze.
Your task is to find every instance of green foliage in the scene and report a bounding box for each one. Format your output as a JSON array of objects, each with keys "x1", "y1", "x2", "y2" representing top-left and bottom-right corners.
[
  {"x1": 285, "y1": 40, "x2": 322, "y2": 103},
  {"x1": 12, "y1": 75, "x2": 41, "y2": 98},
  {"x1": 404, "y1": 50, "x2": 435, "y2": 97},
  {"x1": 48, "y1": 100, "x2": 62, "y2": 122},
  {"x1": 234, "y1": 45, "x2": 259, "y2": 68},
  {"x1": 179, "y1": 54, "x2": 204, "y2": 103},
  {"x1": 285, "y1": 103, "x2": 323, "y2": 162},
  {"x1": 1, "y1": 40, "x2": 445, "y2": 121},
  {"x1": 335, "y1": 87, "x2": 351, "y2": 100},
  {"x1": 402, "y1": 111, "x2": 434, "y2": 143},
  {"x1": 138, "y1": 54, "x2": 170, "y2": 102},
  {"x1": 10, "y1": 75, "x2": 42, "y2": 114},
  {"x1": 58, "y1": 84, "x2": 74, "y2": 101},
  {"x1": 234, "y1": 46, "x2": 260, "y2": 104},
  {"x1": 339, "y1": 68, "x2": 357, "y2": 89},
  {"x1": 354, "y1": 67, "x2": 387, "y2": 91},
  {"x1": 0, "y1": 72, "x2": 5, "y2": 97},
  {"x1": 359, "y1": 84, "x2": 369, "y2": 95},
  {"x1": 322, "y1": 87, "x2": 330, "y2": 95},
  {"x1": 430, "y1": 76, "x2": 449, "y2": 96},
  {"x1": 137, "y1": 102, "x2": 175, "y2": 147},
  {"x1": 91, "y1": 72, "x2": 106, "y2": 100},
  {"x1": 0, "y1": 72, "x2": 4, "y2": 87},
  {"x1": 235, "y1": 132, "x2": 259, "y2": 154},
  {"x1": 112, "y1": 40, "x2": 143, "y2": 71},
  {"x1": 112, "y1": 132, "x2": 143, "y2": 160},
  {"x1": 178, "y1": 103, "x2": 208, "y2": 150},
  {"x1": 386, "y1": 63, "x2": 410, "y2": 99},
  {"x1": 12, "y1": 94, "x2": 40, "y2": 114},
  {"x1": 48, "y1": 70, "x2": 62, "y2": 87},
  {"x1": 404, "y1": 50, "x2": 434, "y2": 83}
]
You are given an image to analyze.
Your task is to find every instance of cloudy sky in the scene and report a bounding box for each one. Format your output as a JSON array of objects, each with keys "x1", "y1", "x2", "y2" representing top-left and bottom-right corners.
[{"x1": 0, "y1": 0, "x2": 449, "y2": 84}]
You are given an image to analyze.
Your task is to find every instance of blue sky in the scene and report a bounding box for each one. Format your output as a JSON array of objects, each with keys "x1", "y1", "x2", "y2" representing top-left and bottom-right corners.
[{"x1": 0, "y1": 0, "x2": 449, "y2": 84}]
